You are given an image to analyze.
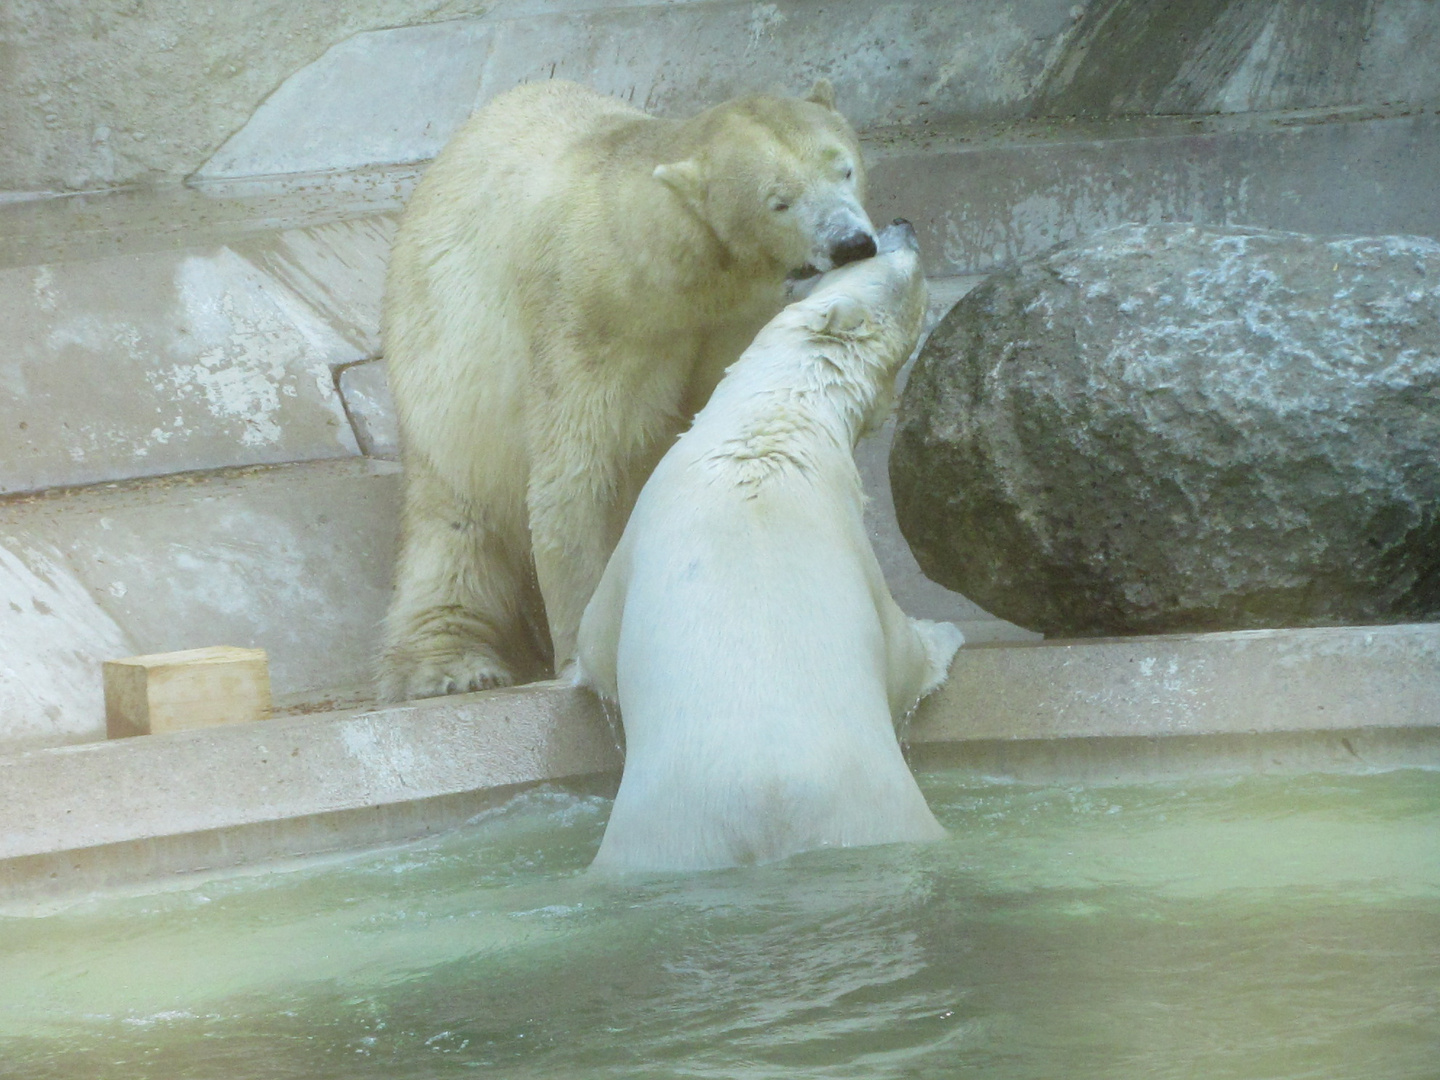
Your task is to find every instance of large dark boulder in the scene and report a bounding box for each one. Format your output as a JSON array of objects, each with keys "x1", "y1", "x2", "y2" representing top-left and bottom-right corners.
[{"x1": 892, "y1": 223, "x2": 1440, "y2": 636}]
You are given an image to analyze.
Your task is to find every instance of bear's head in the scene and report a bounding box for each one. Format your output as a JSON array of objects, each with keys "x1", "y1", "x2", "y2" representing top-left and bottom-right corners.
[
  {"x1": 704, "y1": 220, "x2": 928, "y2": 451},
  {"x1": 800, "y1": 219, "x2": 928, "y2": 439},
  {"x1": 655, "y1": 81, "x2": 877, "y2": 281}
]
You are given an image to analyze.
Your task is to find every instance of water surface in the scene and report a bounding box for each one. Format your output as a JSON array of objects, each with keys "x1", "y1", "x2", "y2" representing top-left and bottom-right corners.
[{"x1": 2, "y1": 768, "x2": 1436, "y2": 1079}]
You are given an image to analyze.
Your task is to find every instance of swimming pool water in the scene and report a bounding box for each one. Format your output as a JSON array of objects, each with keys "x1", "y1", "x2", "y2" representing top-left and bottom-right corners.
[{"x1": 2, "y1": 768, "x2": 1436, "y2": 1079}]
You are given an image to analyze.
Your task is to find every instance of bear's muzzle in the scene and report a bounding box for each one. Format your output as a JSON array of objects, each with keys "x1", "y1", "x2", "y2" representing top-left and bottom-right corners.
[{"x1": 829, "y1": 229, "x2": 879, "y2": 268}]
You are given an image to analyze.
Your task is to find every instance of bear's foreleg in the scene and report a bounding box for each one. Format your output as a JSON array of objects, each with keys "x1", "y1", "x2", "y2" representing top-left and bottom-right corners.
[
  {"x1": 571, "y1": 526, "x2": 631, "y2": 702},
  {"x1": 380, "y1": 462, "x2": 551, "y2": 701},
  {"x1": 529, "y1": 475, "x2": 628, "y2": 677},
  {"x1": 528, "y1": 414, "x2": 670, "y2": 676},
  {"x1": 875, "y1": 565, "x2": 965, "y2": 725},
  {"x1": 884, "y1": 613, "x2": 965, "y2": 730}
]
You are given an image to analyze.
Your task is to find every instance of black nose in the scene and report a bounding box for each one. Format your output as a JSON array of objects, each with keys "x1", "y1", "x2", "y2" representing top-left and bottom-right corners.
[{"x1": 830, "y1": 230, "x2": 878, "y2": 267}]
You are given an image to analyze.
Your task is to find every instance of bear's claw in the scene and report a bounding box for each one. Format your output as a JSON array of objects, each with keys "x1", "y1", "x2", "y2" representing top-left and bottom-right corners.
[{"x1": 381, "y1": 650, "x2": 516, "y2": 702}]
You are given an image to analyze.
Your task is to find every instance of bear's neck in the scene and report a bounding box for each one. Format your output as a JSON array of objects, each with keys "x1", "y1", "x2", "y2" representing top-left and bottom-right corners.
[{"x1": 700, "y1": 337, "x2": 892, "y2": 473}]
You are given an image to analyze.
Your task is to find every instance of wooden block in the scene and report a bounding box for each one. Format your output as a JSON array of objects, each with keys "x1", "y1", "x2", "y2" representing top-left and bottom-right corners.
[{"x1": 104, "y1": 646, "x2": 271, "y2": 738}]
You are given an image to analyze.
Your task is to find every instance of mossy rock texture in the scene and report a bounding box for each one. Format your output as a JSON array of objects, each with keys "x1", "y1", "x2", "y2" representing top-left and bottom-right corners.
[{"x1": 891, "y1": 223, "x2": 1440, "y2": 636}]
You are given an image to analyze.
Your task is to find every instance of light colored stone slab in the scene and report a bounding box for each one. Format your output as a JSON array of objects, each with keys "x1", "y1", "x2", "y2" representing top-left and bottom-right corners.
[
  {"x1": 872, "y1": 112, "x2": 1440, "y2": 276},
  {"x1": 1, "y1": 244, "x2": 362, "y2": 495},
  {"x1": 197, "y1": 21, "x2": 494, "y2": 179},
  {"x1": 231, "y1": 214, "x2": 397, "y2": 360},
  {"x1": 338, "y1": 360, "x2": 401, "y2": 459},
  {"x1": 914, "y1": 727, "x2": 1440, "y2": 786},
  {"x1": 0, "y1": 540, "x2": 134, "y2": 749},
  {"x1": 0, "y1": 172, "x2": 416, "y2": 270},
  {"x1": 909, "y1": 624, "x2": 1440, "y2": 743},
  {"x1": 0, "y1": 460, "x2": 401, "y2": 751},
  {"x1": 196, "y1": 0, "x2": 1081, "y2": 179},
  {"x1": 0, "y1": 682, "x2": 620, "y2": 905}
]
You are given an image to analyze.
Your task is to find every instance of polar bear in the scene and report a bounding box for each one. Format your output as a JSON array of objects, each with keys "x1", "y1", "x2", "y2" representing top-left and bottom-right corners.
[
  {"x1": 575, "y1": 222, "x2": 963, "y2": 873},
  {"x1": 380, "y1": 79, "x2": 877, "y2": 702}
]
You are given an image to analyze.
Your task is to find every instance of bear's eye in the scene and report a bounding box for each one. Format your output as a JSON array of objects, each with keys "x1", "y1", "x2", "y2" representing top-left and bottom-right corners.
[
  {"x1": 769, "y1": 197, "x2": 790, "y2": 212},
  {"x1": 842, "y1": 165, "x2": 854, "y2": 181}
]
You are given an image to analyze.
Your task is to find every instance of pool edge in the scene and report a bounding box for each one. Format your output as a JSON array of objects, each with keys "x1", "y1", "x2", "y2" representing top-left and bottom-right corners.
[{"x1": 3, "y1": 623, "x2": 1436, "y2": 906}]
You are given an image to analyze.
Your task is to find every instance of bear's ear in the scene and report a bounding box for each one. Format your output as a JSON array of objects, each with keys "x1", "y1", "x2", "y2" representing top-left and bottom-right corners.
[
  {"x1": 806, "y1": 78, "x2": 838, "y2": 112},
  {"x1": 811, "y1": 295, "x2": 869, "y2": 335},
  {"x1": 653, "y1": 159, "x2": 705, "y2": 205}
]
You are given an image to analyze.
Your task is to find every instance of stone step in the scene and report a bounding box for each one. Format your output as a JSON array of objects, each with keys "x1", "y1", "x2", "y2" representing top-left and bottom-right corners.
[
  {"x1": 0, "y1": 211, "x2": 398, "y2": 496},
  {"x1": 914, "y1": 623, "x2": 1440, "y2": 743},
  {"x1": 0, "y1": 168, "x2": 415, "y2": 269},
  {"x1": 184, "y1": 1, "x2": 1440, "y2": 185},
  {"x1": 0, "y1": 682, "x2": 621, "y2": 910},
  {"x1": 0, "y1": 459, "x2": 401, "y2": 749},
  {"x1": 871, "y1": 109, "x2": 1440, "y2": 277},
  {"x1": 3, "y1": 622, "x2": 1434, "y2": 908}
]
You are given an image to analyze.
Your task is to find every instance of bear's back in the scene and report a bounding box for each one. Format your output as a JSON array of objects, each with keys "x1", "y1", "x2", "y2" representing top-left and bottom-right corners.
[
  {"x1": 402, "y1": 81, "x2": 643, "y2": 229},
  {"x1": 453, "y1": 81, "x2": 644, "y2": 165}
]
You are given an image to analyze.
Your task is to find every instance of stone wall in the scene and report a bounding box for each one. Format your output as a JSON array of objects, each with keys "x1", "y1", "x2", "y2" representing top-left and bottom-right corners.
[{"x1": 5, "y1": 0, "x2": 1437, "y2": 196}]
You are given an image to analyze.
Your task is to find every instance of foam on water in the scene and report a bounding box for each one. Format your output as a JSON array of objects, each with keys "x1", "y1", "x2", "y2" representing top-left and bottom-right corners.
[{"x1": 1, "y1": 769, "x2": 1436, "y2": 1079}]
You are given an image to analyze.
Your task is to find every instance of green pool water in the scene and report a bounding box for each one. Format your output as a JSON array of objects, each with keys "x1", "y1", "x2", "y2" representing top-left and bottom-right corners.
[{"x1": 2, "y1": 768, "x2": 1437, "y2": 1079}]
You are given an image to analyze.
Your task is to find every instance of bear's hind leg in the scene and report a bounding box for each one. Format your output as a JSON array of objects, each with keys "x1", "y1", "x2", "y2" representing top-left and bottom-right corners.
[{"x1": 380, "y1": 468, "x2": 551, "y2": 702}]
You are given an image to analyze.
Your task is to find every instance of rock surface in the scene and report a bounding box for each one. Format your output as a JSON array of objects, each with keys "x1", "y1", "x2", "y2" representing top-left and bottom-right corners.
[{"x1": 891, "y1": 223, "x2": 1440, "y2": 636}]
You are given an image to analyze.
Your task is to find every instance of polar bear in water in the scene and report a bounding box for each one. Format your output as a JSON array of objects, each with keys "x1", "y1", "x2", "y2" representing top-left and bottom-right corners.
[{"x1": 575, "y1": 221, "x2": 963, "y2": 873}]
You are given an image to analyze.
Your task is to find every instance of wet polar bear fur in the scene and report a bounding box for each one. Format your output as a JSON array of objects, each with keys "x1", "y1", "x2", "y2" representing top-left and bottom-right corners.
[
  {"x1": 576, "y1": 223, "x2": 963, "y2": 873},
  {"x1": 380, "y1": 79, "x2": 878, "y2": 702}
]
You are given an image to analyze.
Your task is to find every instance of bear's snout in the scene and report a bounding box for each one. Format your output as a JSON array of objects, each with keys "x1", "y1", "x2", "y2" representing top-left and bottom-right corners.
[
  {"x1": 876, "y1": 220, "x2": 919, "y2": 255},
  {"x1": 829, "y1": 230, "x2": 878, "y2": 268}
]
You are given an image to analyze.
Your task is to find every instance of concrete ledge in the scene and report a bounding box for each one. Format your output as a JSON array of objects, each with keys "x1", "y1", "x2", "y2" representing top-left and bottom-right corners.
[
  {"x1": 911, "y1": 623, "x2": 1440, "y2": 743},
  {"x1": 1, "y1": 623, "x2": 1435, "y2": 904},
  {"x1": 0, "y1": 682, "x2": 619, "y2": 904},
  {"x1": 913, "y1": 728, "x2": 1440, "y2": 786},
  {"x1": 1, "y1": 681, "x2": 618, "y2": 859}
]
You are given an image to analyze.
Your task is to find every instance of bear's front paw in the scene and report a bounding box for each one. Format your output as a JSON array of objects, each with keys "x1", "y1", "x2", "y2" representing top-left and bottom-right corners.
[
  {"x1": 381, "y1": 649, "x2": 516, "y2": 702},
  {"x1": 912, "y1": 618, "x2": 965, "y2": 698}
]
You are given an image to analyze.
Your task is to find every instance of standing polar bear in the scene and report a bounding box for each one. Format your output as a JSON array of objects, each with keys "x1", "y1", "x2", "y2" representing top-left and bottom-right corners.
[
  {"x1": 577, "y1": 222, "x2": 964, "y2": 873},
  {"x1": 381, "y1": 79, "x2": 877, "y2": 701}
]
